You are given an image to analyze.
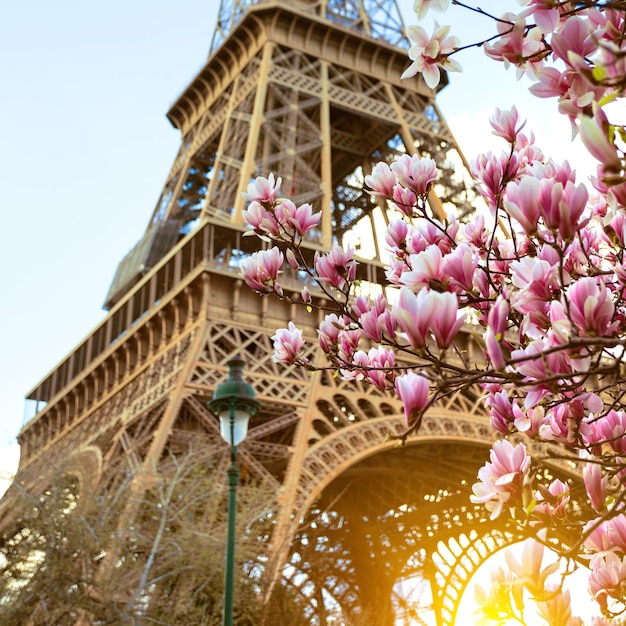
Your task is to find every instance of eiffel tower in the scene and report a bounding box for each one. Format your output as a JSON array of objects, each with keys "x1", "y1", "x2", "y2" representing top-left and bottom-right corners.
[{"x1": 0, "y1": 2, "x2": 581, "y2": 624}]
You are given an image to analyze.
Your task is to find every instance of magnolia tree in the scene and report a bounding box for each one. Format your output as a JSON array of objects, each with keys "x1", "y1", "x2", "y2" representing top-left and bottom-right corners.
[{"x1": 240, "y1": 1, "x2": 626, "y2": 623}]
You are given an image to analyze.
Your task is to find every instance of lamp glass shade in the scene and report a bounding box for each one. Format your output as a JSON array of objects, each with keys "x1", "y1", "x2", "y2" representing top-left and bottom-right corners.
[{"x1": 219, "y1": 408, "x2": 251, "y2": 446}]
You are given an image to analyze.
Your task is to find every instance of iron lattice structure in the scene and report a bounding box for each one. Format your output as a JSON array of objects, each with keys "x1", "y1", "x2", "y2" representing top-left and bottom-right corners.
[
  {"x1": 0, "y1": 2, "x2": 582, "y2": 624},
  {"x1": 210, "y1": 0, "x2": 408, "y2": 55}
]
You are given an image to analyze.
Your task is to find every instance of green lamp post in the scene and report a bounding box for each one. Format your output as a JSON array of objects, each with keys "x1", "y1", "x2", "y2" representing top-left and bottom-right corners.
[{"x1": 207, "y1": 356, "x2": 261, "y2": 626}]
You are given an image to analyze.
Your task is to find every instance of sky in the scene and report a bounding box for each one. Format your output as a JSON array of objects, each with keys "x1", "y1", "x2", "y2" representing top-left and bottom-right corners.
[{"x1": 0, "y1": 3, "x2": 597, "y2": 474}]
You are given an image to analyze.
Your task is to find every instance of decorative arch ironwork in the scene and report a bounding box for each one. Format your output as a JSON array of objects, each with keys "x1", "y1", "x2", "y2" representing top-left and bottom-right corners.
[{"x1": 278, "y1": 435, "x2": 585, "y2": 625}]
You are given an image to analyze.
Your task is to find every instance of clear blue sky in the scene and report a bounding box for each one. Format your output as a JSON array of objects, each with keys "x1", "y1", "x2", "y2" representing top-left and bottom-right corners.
[{"x1": 0, "y1": 1, "x2": 593, "y2": 453}]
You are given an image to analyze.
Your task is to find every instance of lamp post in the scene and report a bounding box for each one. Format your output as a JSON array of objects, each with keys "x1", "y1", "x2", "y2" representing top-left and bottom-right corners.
[{"x1": 207, "y1": 356, "x2": 261, "y2": 626}]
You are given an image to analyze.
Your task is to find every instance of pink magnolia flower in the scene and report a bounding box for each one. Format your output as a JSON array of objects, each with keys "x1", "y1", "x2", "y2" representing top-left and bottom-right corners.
[
  {"x1": 614, "y1": 261, "x2": 626, "y2": 290},
  {"x1": 243, "y1": 200, "x2": 281, "y2": 237},
  {"x1": 536, "y1": 589, "x2": 579, "y2": 626},
  {"x1": 470, "y1": 440, "x2": 531, "y2": 520},
  {"x1": 584, "y1": 461, "x2": 608, "y2": 513},
  {"x1": 341, "y1": 349, "x2": 369, "y2": 382},
  {"x1": 412, "y1": 0, "x2": 450, "y2": 20},
  {"x1": 402, "y1": 22, "x2": 461, "y2": 88},
  {"x1": 511, "y1": 339, "x2": 581, "y2": 407},
  {"x1": 386, "y1": 257, "x2": 410, "y2": 286},
  {"x1": 365, "y1": 161, "x2": 397, "y2": 200},
  {"x1": 488, "y1": 295, "x2": 509, "y2": 338},
  {"x1": 274, "y1": 200, "x2": 321, "y2": 238},
  {"x1": 395, "y1": 371, "x2": 430, "y2": 427},
  {"x1": 510, "y1": 258, "x2": 561, "y2": 335},
  {"x1": 567, "y1": 277, "x2": 616, "y2": 338},
  {"x1": 526, "y1": 159, "x2": 576, "y2": 186},
  {"x1": 395, "y1": 287, "x2": 433, "y2": 349},
  {"x1": 538, "y1": 180, "x2": 589, "y2": 241},
  {"x1": 564, "y1": 80, "x2": 600, "y2": 122},
  {"x1": 590, "y1": 409, "x2": 626, "y2": 455},
  {"x1": 385, "y1": 219, "x2": 410, "y2": 257},
  {"x1": 568, "y1": 229, "x2": 603, "y2": 277},
  {"x1": 608, "y1": 209, "x2": 626, "y2": 247},
  {"x1": 399, "y1": 245, "x2": 443, "y2": 291},
  {"x1": 352, "y1": 295, "x2": 371, "y2": 317},
  {"x1": 285, "y1": 248, "x2": 299, "y2": 269},
  {"x1": 390, "y1": 155, "x2": 438, "y2": 196},
  {"x1": 533, "y1": 33, "x2": 604, "y2": 118},
  {"x1": 240, "y1": 248, "x2": 283, "y2": 293},
  {"x1": 539, "y1": 401, "x2": 593, "y2": 446},
  {"x1": 606, "y1": 180, "x2": 626, "y2": 211},
  {"x1": 484, "y1": 14, "x2": 543, "y2": 78},
  {"x1": 318, "y1": 313, "x2": 348, "y2": 353},
  {"x1": 608, "y1": 515, "x2": 626, "y2": 553},
  {"x1": 373, "y1": 293, "x2": 391, "y2": 316},
  {"x1": 338, "y1": 328, "x2": 363, "y2": 364},
  {"x1": 314, "y1": 244, "x2": 357, "y2": 289},
  {"x1": 366, "y1": 346, "x2": 396, "y2": 390},
  {"x1": 490, "y1": 106, "x2": 526, "y2": 143},
  {"x1": 550, "y1": 16, "x2": 597, "y2": 69},
  {"x1": 596, "y1": 23, "x2": 626, "y2": 82},
  {"x1": 461, "y1": 213, "x2": 490, "y2": 249},
  {"x1": 513, "y1": 404, "x2": 546, "y2": 438},
  {"x1": 471, "y1": 151, "x2": 520, "y2": 211},
  {"x1": 415, "y1": 218, "x2": 456, "y2": 253},
  {"x1": 533, "y1": 478, "x2": 570, "y2": 520},
  {"x1": 583, "y1": 517, "x2": 615, "y2": 554},
  {"x1": 485, "y1": 324, "x2": 506, "y2": 370},
  {"x1": 504, "y1": 176, "x2": 542, "y2": 235},
  {"x1": 430, "y1": 291, "x2": 465, "y2": 349},
  {"x1": 391, "y1": 185, "x2": 418, "y2": 217},
  {"x1": 473, "y1": 564, "x2": 518, "y2": 621},
  {"x1": 272, "y1": 322, "x2": 304, "y2": 364},
  {"x1": 441, "y1": 243, "x2": 479, "y2": 292},
  {"x1": 485, "y1": 388, "x2": 516, "y2": 435},
  {"x1": 579, "y1": 109, "x2": 622, "y2": 175},
  {"x1": 504, "y1": 539, "x2": 560, "y2": 599},
  {"x1": 589, "y1": 553, "x2": 626, "y2": 610},
  {"x1": 395, "y1": 287, "x2": 464, "y2": 349},
  {"x1": 511, "y1": 256, "x2": 560, "y2": 301},
  {"x1": 589, "y1": 9, "x2": 626, "y2": 52},
  {"x1": 505, "y1": 175, "x2": 588, "y2": 240},
  {"x1": 548, "y1": 300, "x2": 573, "y2": 344},
  {"x1": 520, "y1": 0, "x2": 560, "y2": 34},
  {"x1": 242, "y1": 173, "x2": 282, "y2": 205},
  {"x1": 359, "y1": 307, "x2": 395, "y2": 343},
  {"x1": 557, "y1": 64, "x2": 603, "y2": 122},
  {"x1": 515, "y1": 131, "x2": 545, "y2": 172},
  {"x1": 378, "y1": 308, "x2": 397, "y2": 340},
  {"x1": 529, "y1": 66, "x2": 568, "y2": 100}
]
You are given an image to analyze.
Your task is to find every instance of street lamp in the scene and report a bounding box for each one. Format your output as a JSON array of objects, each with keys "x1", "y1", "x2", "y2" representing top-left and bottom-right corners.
[{"x1": 207, "y1": 356, "x2": 261, "y2": 626}]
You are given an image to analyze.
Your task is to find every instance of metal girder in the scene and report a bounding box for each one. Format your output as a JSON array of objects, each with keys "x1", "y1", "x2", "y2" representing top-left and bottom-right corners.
[{"x1": 210, "y1": 0, "x2": 407, "y2": 55}]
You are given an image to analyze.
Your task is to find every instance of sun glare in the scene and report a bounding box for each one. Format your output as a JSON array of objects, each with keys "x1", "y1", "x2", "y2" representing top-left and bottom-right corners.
[
  {"x1": 392, "y1": 541, "x2": 602, "y2": 625},
  {"x1": 454, "y1": 542, "x2": 602, "y2": 625}
]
